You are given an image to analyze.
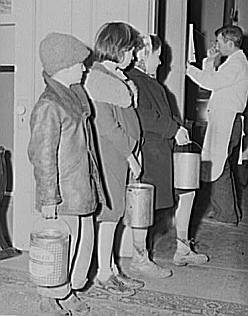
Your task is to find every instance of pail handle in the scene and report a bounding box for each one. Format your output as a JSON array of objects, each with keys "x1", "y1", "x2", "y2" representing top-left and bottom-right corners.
[
  {"x1": 174, "y1": 140, "x2": 201, "y2": 153},
  {"x1": 128, "y1": 172, "x2": 141, "y2": 184},
  {"x1": 188, "y1": 140, "x2": 202, "y2": 150}
]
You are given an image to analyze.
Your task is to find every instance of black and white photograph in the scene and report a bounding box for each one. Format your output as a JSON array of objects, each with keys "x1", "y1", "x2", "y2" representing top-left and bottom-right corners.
[{"x1": 0, "y1": 0, "x2": 248, "y2": 315}]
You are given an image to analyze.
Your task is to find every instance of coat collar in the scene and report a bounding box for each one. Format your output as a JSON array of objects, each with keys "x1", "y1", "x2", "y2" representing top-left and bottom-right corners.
[
  {"x1": 227, "y1": 49, "x2": 245, "y2": 62},
  {"x1": 91, "y1": 62, "x2": 127, "y2": 82},
  {"x1": 127, "y1": 66, "x2": 154, "y2": 81},
  {"x1": 42, "y1": 71, "x2": 91, "y2": 118}
]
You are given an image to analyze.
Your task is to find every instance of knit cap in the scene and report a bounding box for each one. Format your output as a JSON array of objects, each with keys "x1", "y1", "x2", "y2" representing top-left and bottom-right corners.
[{"x1": 39, "y1": 32, "x2": 90, "y2": 76}]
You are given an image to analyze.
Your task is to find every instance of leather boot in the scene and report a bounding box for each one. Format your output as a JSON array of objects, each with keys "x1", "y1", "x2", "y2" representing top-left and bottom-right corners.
[
  {"x1": 130, "y1": 246, "x2": 172, "y2": 278},
  {"x1": 173, "y1": 238, "x2": 209, "y2": 266}
]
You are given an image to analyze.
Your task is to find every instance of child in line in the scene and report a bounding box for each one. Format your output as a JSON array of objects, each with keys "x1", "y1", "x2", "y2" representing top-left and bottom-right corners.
[
  {"x1": 126, "y1": 34, "x2": 208, "y2": 275},
  {"x1": 28, "y1": 32, "x2": 104, "y2": 314},
  {"x1": 85, "y1": 22, "x2": 144, "y2": 297}
]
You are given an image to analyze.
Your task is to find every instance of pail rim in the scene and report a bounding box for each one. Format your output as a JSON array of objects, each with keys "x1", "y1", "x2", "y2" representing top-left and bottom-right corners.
[
  {"x1": 126, "y1": 183, "x2": 154, "y2": 189},
  {"x1": 174, "y1": 141, "x2": 201, "y2": 153},
  {"x1": 173, "y1": 152, "x2": 200, "y2": 156},
  {"x1": 31, "y1": 229, "x2": 68, "y2": 240}
]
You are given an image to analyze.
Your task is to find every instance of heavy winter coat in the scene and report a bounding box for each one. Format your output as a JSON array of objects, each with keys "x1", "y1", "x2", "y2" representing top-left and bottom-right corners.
[
  {"x1": 28, "y1": 72, "x2": 103, "y2": 216},
  {"x1": 126, "y1": 67, "x2": 179, "y2": 209},
  {"x1": 85, "y1": 62, "x2": 140, "y2": 222}
]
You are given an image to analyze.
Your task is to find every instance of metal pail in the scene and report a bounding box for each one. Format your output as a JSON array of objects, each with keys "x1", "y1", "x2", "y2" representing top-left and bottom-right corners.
[
  {"x1": 125, "y1": 183, "x2": 154, "y2": 228},
  {"x1": 173, "y1": 142, "x2": 201, "y2": 189},
  {"x1": 29, "y1": 219, "x2": 70, "y2": 287}
]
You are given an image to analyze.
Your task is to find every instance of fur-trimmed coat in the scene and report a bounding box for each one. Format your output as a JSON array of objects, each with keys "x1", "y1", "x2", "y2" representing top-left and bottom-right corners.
[{"x1": 85, "y1": 62, "x2": 141, "y2": 221}]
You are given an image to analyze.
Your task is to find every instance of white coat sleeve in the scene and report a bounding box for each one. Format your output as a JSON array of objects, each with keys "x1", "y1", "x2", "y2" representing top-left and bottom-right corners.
[{"x1": 186, "y1": 57, "x2": 242, "y2": 91}]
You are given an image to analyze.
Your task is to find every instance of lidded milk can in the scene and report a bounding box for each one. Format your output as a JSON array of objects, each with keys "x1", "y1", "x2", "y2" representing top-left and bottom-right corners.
[
  {"x1": 29, "y1": 218, "x2": 70, "y2": 287},
  {"x1": 125, "y1": 183, "x2": 154, "y2": 228}
]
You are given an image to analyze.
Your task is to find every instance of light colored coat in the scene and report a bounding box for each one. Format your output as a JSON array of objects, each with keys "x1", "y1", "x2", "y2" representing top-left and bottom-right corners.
[{"x1": 187, "y1": 50, "x2": 248, "y2": 181}]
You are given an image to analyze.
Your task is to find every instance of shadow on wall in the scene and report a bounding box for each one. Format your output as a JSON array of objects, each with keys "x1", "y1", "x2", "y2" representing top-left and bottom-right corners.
[
  {"x1": 242, "y1": 34, "x2": 248, "y2": 59},
  {"x1": 157, "y1": 41, "x2": 183, "y2": 124}
]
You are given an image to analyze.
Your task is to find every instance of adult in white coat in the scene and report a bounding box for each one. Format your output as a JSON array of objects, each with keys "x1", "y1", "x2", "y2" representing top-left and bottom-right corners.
[{"x1": 186, "y1": 25, "x2": 248, "y2": 224}]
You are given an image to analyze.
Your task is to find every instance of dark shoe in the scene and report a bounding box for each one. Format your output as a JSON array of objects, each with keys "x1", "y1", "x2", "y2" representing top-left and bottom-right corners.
[
  {"x1": 115, "y1": 271, "x2": 145, "y2": 289},
  {"x1": 94, "y1": 274, "x2": 135, "y2": 297},
  {"x1": 0, "y1": 247, "x2": 22, "y2": 260}
]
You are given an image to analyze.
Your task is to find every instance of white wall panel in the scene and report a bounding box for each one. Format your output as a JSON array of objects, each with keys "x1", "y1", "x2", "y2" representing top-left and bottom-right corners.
[
  {"x1": 34, "y1": 0, "x2": 72, "y2": 99},
  {"x1": 35, "y1": 0, "x2": 72, "y2": 34},
  {"x1": 71, "y1": 0, "x2": 94, "y2": 47},
  {"x1": 128, "y1": 0, "x2": 150, "y2": 33},
  {"x1": 0, "y1": 25, "x2": 15, "y2": 64},
  {"x1": 91, "y1": 0, "x2": 129, "y2": 40},
  {"x1": 72, "y1": 0, "x2": 153, "y2": 50}
]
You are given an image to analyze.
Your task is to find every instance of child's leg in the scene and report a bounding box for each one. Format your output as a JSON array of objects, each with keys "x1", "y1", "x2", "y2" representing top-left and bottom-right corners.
[
  {"x1": 95, "y1": 221, "x2": 137, "y2": 296},
  {"x1": 97, "y1": 221, "x2": 117, "y2": 281},
  {"x1": 130, "y1": 227, "x2": 172, "y2": 278},
  {"x1": 38, "y1": 215, "x2": 93, "y2": 314},
  {"x1": 174, "y1": 192, "x2": 208, "y2": 266},
  {"x1": 110, "y1": 227, "x2": 145, "y2": 290},
  {"x1": 64, "y1": 215, "x2": 94, "y2": 290},
  {"x1": 37, "y1": 215, "x2": 93, "y2": 299},
  {"x1": 132, "y1": 227, "x2": 147, "y2": 252},
  {"x1": 174, "y1": 191, "x2": 195, "y2": 241}
]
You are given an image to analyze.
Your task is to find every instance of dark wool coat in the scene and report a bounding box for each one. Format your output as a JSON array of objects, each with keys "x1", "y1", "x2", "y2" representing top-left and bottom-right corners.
[
  {"x1": 126, "y1": 67, "x2": 179, "y2": 209},
  {"x1": 85, "y1": 62, "x2": 141, "y2": 222},
  {"x1": 28, "y1": 72, "x2": 104, "y2": 216}
]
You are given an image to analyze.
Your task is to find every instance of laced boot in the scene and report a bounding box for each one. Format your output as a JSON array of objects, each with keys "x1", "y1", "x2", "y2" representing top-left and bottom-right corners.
[
  {"x1": 39, "y1": 293, "x2": 90, "y2": 316},
  {"x1": 94, "y1": 274, "x2": 135, "y2": 297},
  {"x1": 115, "y1": 270, "x2": 145, "y2": 289},
  {"x1": 173, "y1": 238, "x2": 209, "y2": 266},
  {"x1": 130, "y1": 246, "x2": 172, "y2": 278}
]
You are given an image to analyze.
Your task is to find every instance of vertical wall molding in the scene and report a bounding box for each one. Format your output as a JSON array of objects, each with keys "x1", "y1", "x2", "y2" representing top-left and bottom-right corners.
[{"x1": 148, "y1": 0, "x2": 157, "y2": 33}]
